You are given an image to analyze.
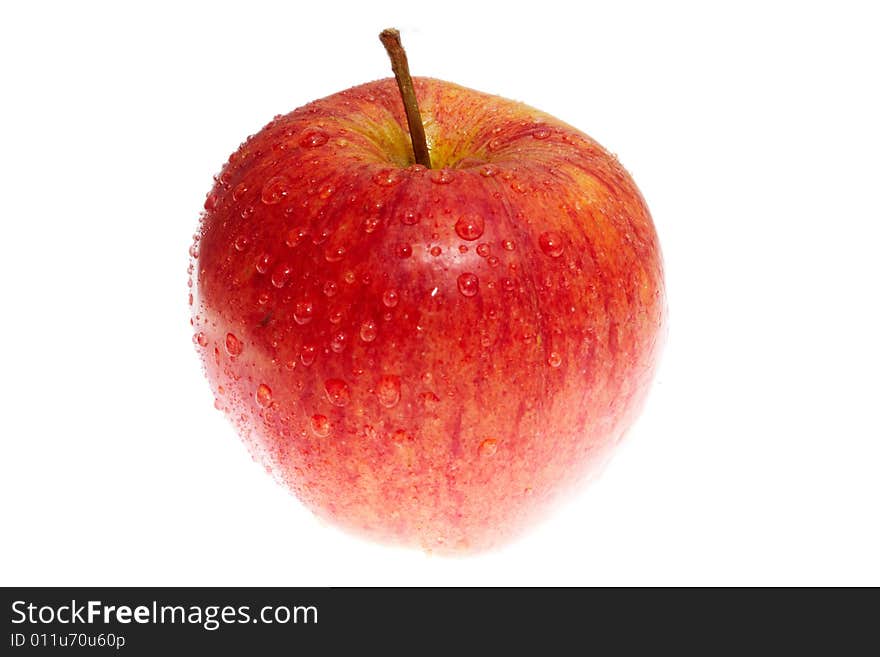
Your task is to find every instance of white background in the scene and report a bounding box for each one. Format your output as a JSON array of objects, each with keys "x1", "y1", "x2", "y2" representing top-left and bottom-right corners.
[{"x1": 1, "y1": 1, "x2": 878, "y2": 586}]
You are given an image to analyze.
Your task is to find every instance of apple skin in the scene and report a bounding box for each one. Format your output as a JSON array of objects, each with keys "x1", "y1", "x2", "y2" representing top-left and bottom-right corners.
[{"x1": 189, "y1": 77, "x2": 665, "y2": 553}]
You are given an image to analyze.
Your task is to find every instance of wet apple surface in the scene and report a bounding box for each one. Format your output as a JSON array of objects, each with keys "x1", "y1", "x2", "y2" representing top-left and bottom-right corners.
[{"x1": 189, "y1": 76, "x2": 666, "y2": 552}]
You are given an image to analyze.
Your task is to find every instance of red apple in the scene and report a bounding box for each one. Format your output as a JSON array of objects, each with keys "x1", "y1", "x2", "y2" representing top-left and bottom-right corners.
[{"x1": 189, "y1": 32, "x2": 665, "y2": 552}]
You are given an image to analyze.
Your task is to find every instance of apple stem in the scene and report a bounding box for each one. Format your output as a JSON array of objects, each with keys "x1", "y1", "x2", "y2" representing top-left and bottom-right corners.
[{"x1": 379, "y1": 28, "x2": 432, "y2": 169}]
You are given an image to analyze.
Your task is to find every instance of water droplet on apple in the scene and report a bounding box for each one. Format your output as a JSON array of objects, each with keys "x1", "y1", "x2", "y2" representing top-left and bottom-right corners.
[
  {"x1": 270, "y1": 263, "x2": 291, "y2": 288},
  {"x1": 457, "y1": 273, "x2": 479, "y2": 297},
  {"x1": 455, "y1": 213, "x2": 485, "y2": 241},
  {"x1": 286, "y1": 228, "x2": 307, "y2": 248},
  {"x1": 360, "y1": 319, "x2": 378, "y2": 342},
  {"x1": 382, "y1": 289, "x2": 399, "y2": 308},
  {"x1": 395, "y1": 243, "x2": 412, "y2": 259},
  {"x1": 315, "y1": 230, "x2": 334, "y2": 247},
  {"x1": 362, "y1": 216, "x2": 381, "y2": 233},
  {"x1": 188, "y1": 243, "x2": 199, "y2": 259},
  {"x1": 376, "y1": 375, "x2": 401, "y2": 408},
  {"x1": 255, "y1": 384, "x2": 273, "y2": 408},
  {"x1": 194, "y1": 332, "x2": 208, "y2": 347},
  {"x1": 225, "y1": 332, "x2": 243, "y2": 356},
  {"x1": 502, "y1": 239, "x2": 515, "y2": 251},
  {"x1": 261, "y1": 175, "x2": 291, "y2": 205},
  {"x1": 510, "y1": 180, "x2": 527, "y2": 194},
  {"x1": 233, "y1": 234, "x2": 250, "y2": 251},
  {"x1": 532, "y1": 127, "x2": 552, "y2": 140},
  {"x1": 372, "y1": 168, "x2": 402, "y2": 187},
  {"x1": 478, "y1": 438, "x2": 498, "y2": 457},
  {"x1": 479, "y1": 164, "x2": 499, "y2": 177},
  {"x1": 324, "y1": 378, "x2": 351, "y2": 407},
  {"x1": 548, "y1": 352, "x2": 562, "y2": 368},
  {"x1": 300, "y1": 344, "x2": 317, "y2": 366},
  {"x1": 204, "y1": 193, "x2": 219, "y2": 210},
  {"x1": 488, "y1": 256, "x2": 500, "y2": 267},
  {"x1": 255, "y1": 253, "x2": 272, "y2": 274},
  {"x1": 232, "y1": 182, "x2": 248, "y2": 201},
  {"x1": 539, "y1": 231, "x2": 565, "y2": 257},
  {"x1": 476, "y1": 243, "x2": 490, "y2": 258},
  {"x1": 487, "y1": 138, "x2": 503, "y2": 152},
  {"x1": 430, "y1": 246, "x2": 442, "y2": 257},
  {"x1": 323, "y1": 280, "x2": 338, "y2": 297},
  {"x1": 300, "y1": 128, "x2": 329, "y2": 147},
  {"x1": 325, "y1": 244, "x2": 347, "y2": 262},
  {"x1": 330, "y1": 330, "x2": 348, "y2": 353},
  {"x1": 502, "y1": 277, "x2": 516, "y2": 292},
  {"x1": 400, "y1": 209, "x2": 419, "y2": 225},
  {"x1": 293, "y1": 299, "x2": 315, "y2": 325},
  {"x1": 311, "y1": 414, "x2": 331, "y2": 437},
  {"x1": 429, "y1": 169, "x2": 454, "y2": 185}
]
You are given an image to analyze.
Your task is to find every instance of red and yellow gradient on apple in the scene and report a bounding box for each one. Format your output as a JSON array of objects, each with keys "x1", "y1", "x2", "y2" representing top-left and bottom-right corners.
[{"x1": 189, "y1": 33, "x2": 665, "y2": 552}]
